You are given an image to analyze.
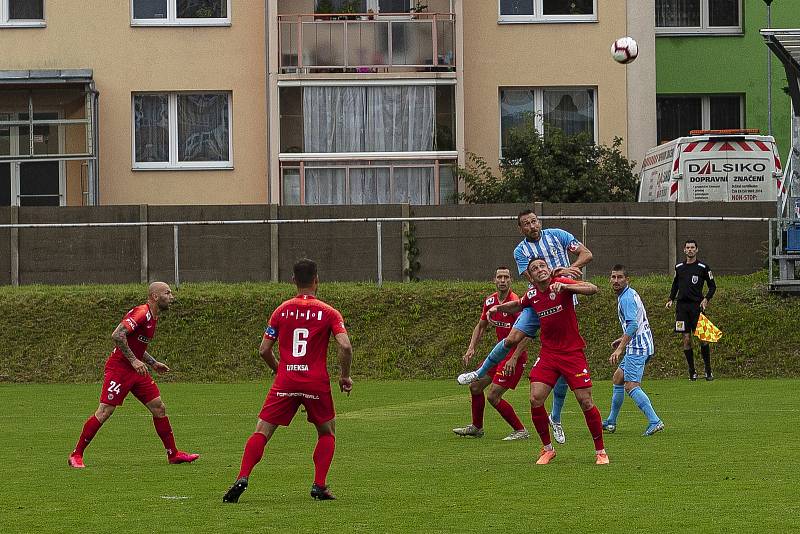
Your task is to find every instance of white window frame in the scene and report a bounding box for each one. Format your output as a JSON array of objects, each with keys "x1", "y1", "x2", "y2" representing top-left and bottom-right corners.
[
  {"x1": 0, "y1": 0, "x2": 45, "y2": 27},
  {"x1": 655, "y1": 0, "x2": 742, "y2": 36},
  {"x1": 656, "y1": 94, "x2": 744, "y2": 138},
  {"x1": 130, "y1": 0, "x2": 231, "y2": 27},
  {"x1": 131, "y1": 91, "x2": 233, "y2": 170},
  {"x1": 499, "y1": 86, "x2": 598, "y2": 159},
  {"x1": 498, "y1": 0, "x2": 597, "y2": 24}
]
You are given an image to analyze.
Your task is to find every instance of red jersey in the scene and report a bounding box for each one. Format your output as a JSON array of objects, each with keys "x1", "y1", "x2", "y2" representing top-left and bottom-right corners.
[
  {"x1": 519, "y1": 277, "x2": 585, "y2": 355},
  {"x1": 264, "y1": 294, "x2": 347, "y2": 392},
  {"x1": 109, "y1": 304, "x2": 157, "y2": 367},
  {"x1": 480, "y1": 291, "x2": 521, "y2": 342}
]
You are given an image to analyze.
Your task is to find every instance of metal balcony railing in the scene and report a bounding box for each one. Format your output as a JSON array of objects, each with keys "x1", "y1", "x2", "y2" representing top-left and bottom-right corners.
[{"x1": 278, "y1": 13, "x2": 456, "y2": 74}]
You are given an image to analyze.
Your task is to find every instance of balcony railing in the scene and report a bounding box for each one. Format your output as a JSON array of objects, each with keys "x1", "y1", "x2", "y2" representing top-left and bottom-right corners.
[
  {"x1": 279, "y1": 153, "x2": 458, "y2": 205},
  {"x1": 278, "y1": 13, "x2": 456, "y2": 74}
]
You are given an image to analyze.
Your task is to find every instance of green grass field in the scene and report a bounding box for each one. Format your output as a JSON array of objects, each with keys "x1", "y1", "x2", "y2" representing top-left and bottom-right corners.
[{"x1": 2, "y1": 379, "x2": 799, "y2": 533}]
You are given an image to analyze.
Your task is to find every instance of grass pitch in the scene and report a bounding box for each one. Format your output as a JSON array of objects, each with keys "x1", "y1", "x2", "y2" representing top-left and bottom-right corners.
[{"x1": 2, "y1": 379, "x2": 799, "y2": 533}]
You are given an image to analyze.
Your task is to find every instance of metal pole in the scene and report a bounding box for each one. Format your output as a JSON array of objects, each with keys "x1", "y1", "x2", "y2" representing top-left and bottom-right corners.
[
  {"x1": 581, "y1": 218, "x2": 588, "y2": 279},
  {"x1": 376, "y1": 221, "x2": 383, "y2": 287},
  {"x1": 767, "y1": 1, "x2": 773, "y2": 135},
  {"x1": 173, "y1": 224, "x2": 180, "y2": 288}
]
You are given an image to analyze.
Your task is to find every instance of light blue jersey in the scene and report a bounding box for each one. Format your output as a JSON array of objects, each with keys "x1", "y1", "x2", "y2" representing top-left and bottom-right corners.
[
  {"x1": 513, "y1": 228, "x2": 581, "y2": 275},
  {"x1": 617, "y1": 286, "x2": 654, "y2": 356}
]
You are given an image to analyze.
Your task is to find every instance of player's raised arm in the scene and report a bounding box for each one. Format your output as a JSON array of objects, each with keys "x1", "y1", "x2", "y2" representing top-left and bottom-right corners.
[
  {"x1": 491, "y1": 299, "x2": 524, "y2": 316},
  {"x1": 111, "y1": 322, "x2": 147, "y2": 375},
  {"x1": 335, "y1": 332, "x2": 353, "y2": 394},
  {"x1": 258, "y1": 336, "x2": 279, "y2": 373},
  {"x1": 552, "y1": 279, "x2": 598, "y2": 296}
]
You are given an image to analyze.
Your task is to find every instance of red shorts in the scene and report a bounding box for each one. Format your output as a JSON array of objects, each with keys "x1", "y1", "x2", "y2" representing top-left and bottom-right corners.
[
  {"x1": 100, "y1": 358, "x2": 161, "y2": 407},
  {"x1": 529, "y1": 350, "x2": 593, "y2": 390},
  {"x1": 259, "y1": 387, "x2": 335, "y2": 426},
  {"x1": 489, "y1": 350, "x2": 528, "y2": 390}
]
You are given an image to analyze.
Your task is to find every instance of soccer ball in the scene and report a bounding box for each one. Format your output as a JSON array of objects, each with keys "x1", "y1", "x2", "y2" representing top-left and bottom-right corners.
[{"x1": 611, "y1": 37, "x2": 638, "y2": 64}]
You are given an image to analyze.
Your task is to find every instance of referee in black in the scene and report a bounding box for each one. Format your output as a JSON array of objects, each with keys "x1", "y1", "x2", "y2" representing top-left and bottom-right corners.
[{"x1": 665, "y1": 239, "x2": 717, "y2": 381}]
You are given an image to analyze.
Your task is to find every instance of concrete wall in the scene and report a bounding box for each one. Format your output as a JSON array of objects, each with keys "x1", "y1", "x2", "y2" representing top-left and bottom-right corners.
[{"x1": 1, "y1": 203, "x2": 773, "y2": 285}]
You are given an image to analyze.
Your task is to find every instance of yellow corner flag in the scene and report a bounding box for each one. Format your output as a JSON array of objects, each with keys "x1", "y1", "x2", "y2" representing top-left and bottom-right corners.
[{"x1": 694, "y1": 313, "x2": 722, "y2": 343}]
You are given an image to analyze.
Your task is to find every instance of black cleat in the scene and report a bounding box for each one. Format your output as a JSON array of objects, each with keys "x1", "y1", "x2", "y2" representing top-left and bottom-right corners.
[
  {"x1": 223, "y1": 477, "x2": 248, "y2": 503},
  {"x1": 705, "y1": 374, "x2": 714, "y2": 381},
  {"x1": 311, "y1": 483, "x2": 336, "y2": 500},
  {"x1": 689, "y1": 373, "x2": 698, "y2": 381}
]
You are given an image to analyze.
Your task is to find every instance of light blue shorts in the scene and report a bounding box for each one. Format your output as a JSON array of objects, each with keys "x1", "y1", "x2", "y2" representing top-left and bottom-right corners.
[
  {"x1": 618, "y1": 353, "x2": 653, "y2": 383},
  {"x1": 513, "y1": 307, "x2": 540, "y2": 338}
]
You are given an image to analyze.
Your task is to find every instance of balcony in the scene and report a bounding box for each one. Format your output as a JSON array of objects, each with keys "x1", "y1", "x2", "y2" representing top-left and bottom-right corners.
[{"x1": 278, "y1": 12, "x2": 456, "y2": 74}]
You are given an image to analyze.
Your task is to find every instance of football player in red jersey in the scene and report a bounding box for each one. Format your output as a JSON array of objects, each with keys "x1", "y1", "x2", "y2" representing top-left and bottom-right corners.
[
  {"x1": 488, "y1": 258, "x2": 609, "y2": 465},
  {"x1": 68, "y1": 282, "x2": 200, "y2": 468},
  {"x1": 452, "y1": 267, "x2": 529, "y2": 440},
  {"x1": 224, "y1": 259, "x2": 353, "y2": 503}
]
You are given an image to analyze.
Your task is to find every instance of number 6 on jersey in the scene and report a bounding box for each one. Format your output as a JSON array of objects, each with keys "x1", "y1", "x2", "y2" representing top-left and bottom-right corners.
[{"x1": 292, "y1": 328, "x2": 309, "y2": 357}]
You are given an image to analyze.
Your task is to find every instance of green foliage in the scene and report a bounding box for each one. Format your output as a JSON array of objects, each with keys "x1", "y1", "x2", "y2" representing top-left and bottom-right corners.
[
  {"x1": 403, "y1": 222, "x2": 421, "y2": 282},
  {"x1": 0, "y1": 272, "x2": 797, "y2": 383},
  {"x1": 1, "y1": 380, "x2": 799, "y2": 532},
  {"x1": 458, "y1": 114, "x2": 639, "y2": 203}
]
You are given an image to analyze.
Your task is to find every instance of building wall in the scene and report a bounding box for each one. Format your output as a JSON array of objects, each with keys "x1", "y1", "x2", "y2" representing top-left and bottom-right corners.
[
  {"x1": 656, "y1": 0, "x2": 800, "y2": 158},
  {"x1": 0, "y1": 1, "x2": 268, "y2": 205},
  {"x1": 462, "y1": 0, "x2": 649, "y2": 171}
]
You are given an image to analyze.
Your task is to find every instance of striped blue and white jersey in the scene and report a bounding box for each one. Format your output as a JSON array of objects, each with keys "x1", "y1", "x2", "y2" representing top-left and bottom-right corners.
[
  {"x1": 617, "y1": 286, "x2": 654, "y2": 356},
  {"x1": 513, "y1": 228, "x2": 581, "y2": 274}
]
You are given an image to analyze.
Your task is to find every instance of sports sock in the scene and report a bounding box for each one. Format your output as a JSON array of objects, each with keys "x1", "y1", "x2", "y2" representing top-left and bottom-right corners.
[
  {"x1": 700, "y1": 344, "x2": 712, "y2": 376},
  {"x1": 550, "y1": 377, "x2": 568, "y2": 423},
  {"x1": 152, "y1": 416, "x2": 178, "y2": 458},
  {"x1": 312, "y1": 434, "x2": 336, "y2": 487},
  {"x1": 582, "y1": 405, "x2": 605, "y2": 451},
  {"x1": 494, "y1": 399, "x2": 525, "y2": 431},
  {"x1": 470, "y1": 393, "x2": 485, "y2": 428},
  {"x1": 628, "y1": 387, "x2": 660, "y2": 425},
  {"x1": 73, "y1": 415, "x2": 103, "y2": 455},
  {"x1": 530, "y1": 405, "x2": 552, "y2": 446},
  {"x1": 238, "y1": 432, "x2": 268, "y2": 479},
  {"x1": 476, "y1": 340, "x2": 510, "y2": 378},
  {"x1": 606, "y1": 384, "x2": 625, "y2": 425},
  {"x1": 684, "y1": 348, "x2": 695, "y2": 376}
]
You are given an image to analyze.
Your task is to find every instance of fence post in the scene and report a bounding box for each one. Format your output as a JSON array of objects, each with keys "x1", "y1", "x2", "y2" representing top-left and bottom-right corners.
[
  {"x1": 10, "y1": 206, "x2": 18, "y2": 287},
  {"x1": 376, "y1": 221, "x2": 383, "y2": 287},
  {"x1": 668, "y1": 202, "x2": 677, "y2": 273},
  {"x1": 173, "y1": 224, "x2": 180, "y2": 288},
  {"x1": 269, "y1": 204, "x2": 279, "y2": 282},
  {"x1": 401, "y1": 204, "x2": 410, "y2": 282},
  {"x1": 581, "y1": 218, "x2": 588, "y2": 279},
  {"x1": 139, "y1": 205, "x2": 148, "y2": 284}
]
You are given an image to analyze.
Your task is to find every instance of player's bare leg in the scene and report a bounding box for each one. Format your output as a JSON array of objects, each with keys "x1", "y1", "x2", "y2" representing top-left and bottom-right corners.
[
  {"x1": 311, "y1": 419, "x2": 337, "y2": 500},
  {"x1": 145, "y1": 397, "x2": 199, "y2": 464},
  {"x1": 224, "y1": 419, "x2": 278, "y2": 503},
  {"x1": 573, "y1": 388, "x2": 608, "y2": 464},
  {"x1": 453, "y1": 376, "x2": 491, "y2": 437},
  {"x1": 69, "y1": 403, "x2": 115, "y2": 468},
  {"x1": 529, "y1": 381, "x2": 556, "y2": 464}
]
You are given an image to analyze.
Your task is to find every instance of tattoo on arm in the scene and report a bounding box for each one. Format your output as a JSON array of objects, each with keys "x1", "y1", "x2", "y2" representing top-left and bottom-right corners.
[
  {"x1": 142, "y1": 351, "x2": 157, "y2": 366},
  {"x1": 112, "y1": 324, "x2": 138, "y2": 366}
]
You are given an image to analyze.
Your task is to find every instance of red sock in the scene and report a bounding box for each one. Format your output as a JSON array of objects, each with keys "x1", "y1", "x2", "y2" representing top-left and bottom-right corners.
[
  {"x1": 73, "y1": 415, "x2": 103, "y2": 455},
  {"x1": 530, "y1": 405, "x2": 552, "y2": 446},
  {"x1": 494, "y1": 399, "x2": 524, "y2": 431},
  {"x1": 583, "y1": 405, "x2": 605, "y2": 451},
  {"x1": 152, "y1": 416, "x2": 178, "y2": 458},
  {"x1": 238, "y1": 432, "x2": 268, "y2": 479},
  {"x1": 313, "y1": 434, "x2": 336, "y2": 487},
  {"x1": 471, "y1": 393, "x2": 485, "y2": 428}
]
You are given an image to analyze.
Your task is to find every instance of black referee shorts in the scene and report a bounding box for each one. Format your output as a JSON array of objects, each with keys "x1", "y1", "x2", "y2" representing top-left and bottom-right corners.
[{"x1": 674, "y1": 300, "x2": 702, "y2": 333}]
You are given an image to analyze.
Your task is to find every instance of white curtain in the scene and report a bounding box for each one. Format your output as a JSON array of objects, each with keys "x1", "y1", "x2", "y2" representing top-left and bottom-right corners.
[
  {"x1": 542, "y1": 89, "x2": 594, "y2": 138},
  {"x1": 656, "y1": 0, "x2": 700, "y2": 27}
]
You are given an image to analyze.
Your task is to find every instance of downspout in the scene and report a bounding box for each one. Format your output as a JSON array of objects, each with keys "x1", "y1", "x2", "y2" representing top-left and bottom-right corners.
[{"x1": 88, "y1": 80, "x2": 100, "y2": 205}]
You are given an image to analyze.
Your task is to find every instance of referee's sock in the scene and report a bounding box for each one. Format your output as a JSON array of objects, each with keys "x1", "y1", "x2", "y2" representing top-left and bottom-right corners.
[
  {"x1": 476, "y1": 340, "x2": 510, "y2": 378},
  {"x1": 684, "y1": 349, "x2": 696, "y2": 377},
  {"x1": 700, "y1": 343, "x2": 712, "y2": 377},
  {"x1": 628, "y1": 386, "x2": 660, "y2": 425}
]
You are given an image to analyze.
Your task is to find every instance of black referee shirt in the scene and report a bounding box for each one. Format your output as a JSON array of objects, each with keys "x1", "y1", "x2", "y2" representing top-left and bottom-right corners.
[{"x1": 669, "y1": 261, "x2": 716, "y2": 303}]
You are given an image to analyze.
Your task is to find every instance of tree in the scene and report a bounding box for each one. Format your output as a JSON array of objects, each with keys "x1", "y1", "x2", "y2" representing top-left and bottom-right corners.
[{"x1": 457, "y1": 115, "x2": 639, "y2": 203}]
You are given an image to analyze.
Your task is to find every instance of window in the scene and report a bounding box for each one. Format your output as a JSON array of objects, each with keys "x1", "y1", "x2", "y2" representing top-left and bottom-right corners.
[
  {"x1": 0, "y1": 0, "x2": 44, "y2": 26},
  {"x1": 131, "y1": 0, "x2": 230, "y2": 26},
  {"x1": 656, "y1": 0, "x2": 741, "y2": 34},
  {"x1": 133, "y1": 92, "x2": 232, "y2": 169},
  {"x1": 656, "y1": 94, "x2": 743, "y2": 143},
  {"x1": 314, "y1": 1, "x2": 411, "y2": 14},
  {"x1": 499, "y1": 0, "x2": 596, "y2": 23},
  {"x1": 500, "y1": 87, "x2": 596, "y2": 156}
]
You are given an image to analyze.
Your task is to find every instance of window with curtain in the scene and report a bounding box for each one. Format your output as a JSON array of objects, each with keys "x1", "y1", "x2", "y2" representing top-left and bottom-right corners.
[
  {"x1": 656, "y1": 94, "x2": 743, "y2": 143},
  {"x1": 500, "y1": 87, "x2": 596, "y2": 157},
  {"x1": 132, "y1": 0, "x2": 229, "y2": 24},
  {"x1": 656, "y1": 0, "x2": 740, "y2": 31},
  {"x1": 133, "y1": 92, "x2": 232, "y2": 168}
]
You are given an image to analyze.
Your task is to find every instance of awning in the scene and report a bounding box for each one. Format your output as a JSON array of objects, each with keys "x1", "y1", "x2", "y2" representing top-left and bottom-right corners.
[{"x1": 0, "y1": 69, "x2": 93, "y2": 86}]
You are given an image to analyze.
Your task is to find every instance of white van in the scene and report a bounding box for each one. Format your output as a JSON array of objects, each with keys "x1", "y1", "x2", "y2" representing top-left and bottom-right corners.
[{"x1": 638, "y1": 130, "x2": 784, "y2": 202}]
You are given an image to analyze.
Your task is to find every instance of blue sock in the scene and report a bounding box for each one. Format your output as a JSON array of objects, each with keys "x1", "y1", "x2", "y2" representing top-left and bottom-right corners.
[
  {"x1": 606, "y1": 384, "x2": 625, "y2": 425},
  {"x1": 475, "y1": 340, "x2": 510, "y2": 378},
  {"x1": 628, "y1": 386, "x2": 660, "y2": 425},
  {"x1": 549, "y1": 376, "x2": 568, "y2": 423}
]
